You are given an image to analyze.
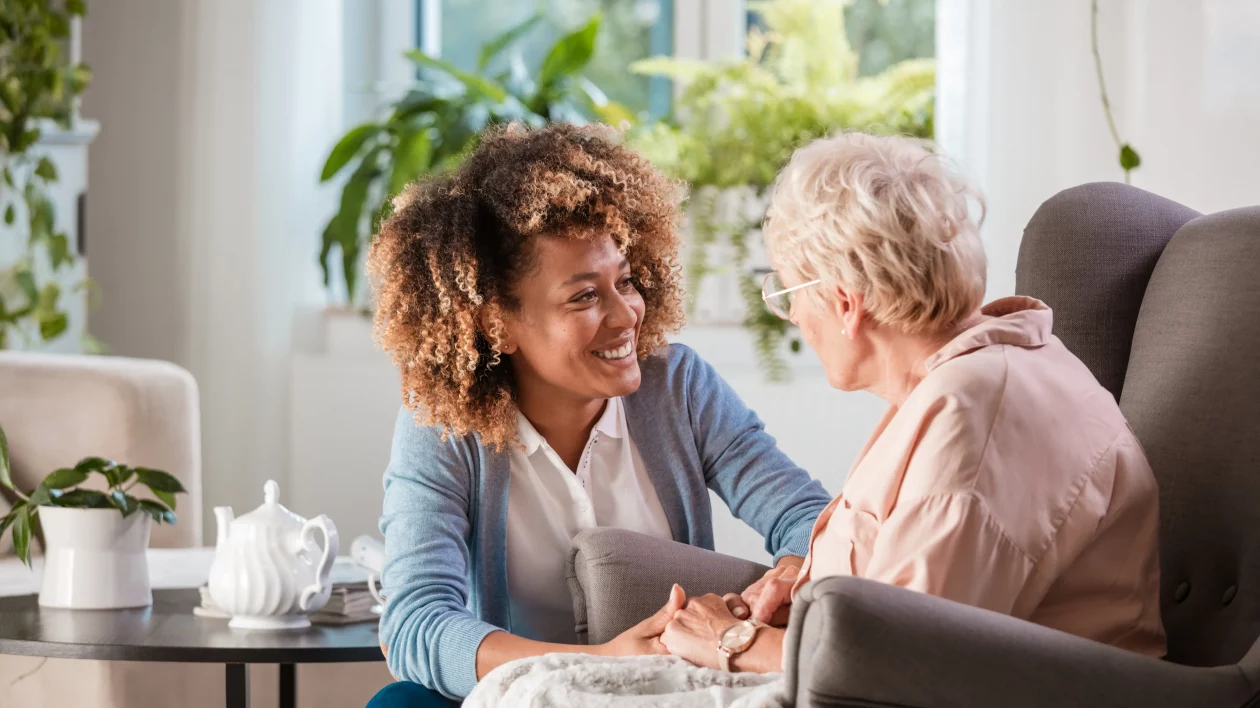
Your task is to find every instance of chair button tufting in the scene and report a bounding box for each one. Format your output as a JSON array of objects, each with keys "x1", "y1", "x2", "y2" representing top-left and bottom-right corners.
[
  {"x1": 1223, "y1": 585, "x2": 1238, "y2": 606},
  {"x1": 1174, "y1": 581, "x2": 1191, "y2": 603}
]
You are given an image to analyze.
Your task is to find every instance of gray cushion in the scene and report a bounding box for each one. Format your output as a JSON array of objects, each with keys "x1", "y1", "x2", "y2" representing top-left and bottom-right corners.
[
  {"x1": 1120, "y1": 206, "x2": 1260, "y2": 668},
  {"x1": 1017, "y1": 182, "x2": 1200, "y2": 399},
  {"x1": 567, "y1": 528, "x2": 768, "y2": 645}
]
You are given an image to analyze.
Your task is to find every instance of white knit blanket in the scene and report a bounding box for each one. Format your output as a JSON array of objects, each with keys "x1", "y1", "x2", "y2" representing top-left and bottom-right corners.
[{"x1": 465, "y1": 654, "x2": 787, "y2": 708}]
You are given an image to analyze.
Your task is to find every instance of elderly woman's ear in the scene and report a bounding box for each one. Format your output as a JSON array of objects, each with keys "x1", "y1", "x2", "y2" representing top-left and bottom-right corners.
[{"x1": 819, "y1": 285, "x2": 864, "y2": 338}]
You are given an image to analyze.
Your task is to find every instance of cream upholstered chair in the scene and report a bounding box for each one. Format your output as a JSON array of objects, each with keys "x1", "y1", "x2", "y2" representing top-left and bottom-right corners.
[
  {"x1": 0, "y1": 351, "x2": 204, "y2": 549},
  {"x1": 0, "y1": 352, "x2": 391, "y2": 707}
]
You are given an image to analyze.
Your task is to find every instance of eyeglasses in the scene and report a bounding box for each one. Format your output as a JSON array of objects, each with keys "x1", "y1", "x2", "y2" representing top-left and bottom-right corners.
[{"x1": 761, "y1": 272, "x2": 821, "y2": 320}]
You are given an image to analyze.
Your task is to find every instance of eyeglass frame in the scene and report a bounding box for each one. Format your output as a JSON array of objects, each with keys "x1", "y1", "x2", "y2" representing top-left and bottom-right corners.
[{"x1": 761, "y1": 272, "x2": 822, "y2": 319}]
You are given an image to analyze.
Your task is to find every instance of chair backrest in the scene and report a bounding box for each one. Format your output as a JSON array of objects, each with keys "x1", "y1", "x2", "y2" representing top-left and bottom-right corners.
[
  {"x1": 1120, "y1": 206, "x2": 1260, "y2": 667},
  {"x1": 1016, "y1": 182, "x2": 1200, "y2": 400},
  {"x1": 1019, "y1": 183, "x2": 1260, "y2": 668},
  {"x1": 0, "y1": 352, "x2": 203, "y2": 551}
]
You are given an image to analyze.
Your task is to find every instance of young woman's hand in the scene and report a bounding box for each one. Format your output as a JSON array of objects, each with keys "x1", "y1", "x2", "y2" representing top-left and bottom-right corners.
[{"x1": 598, "y1": 584, "x2": 686, "y2": 657}]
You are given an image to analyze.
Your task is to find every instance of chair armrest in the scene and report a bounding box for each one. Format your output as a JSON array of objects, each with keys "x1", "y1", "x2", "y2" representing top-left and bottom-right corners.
[
  {"x1": 784, "y1": 576, "x2": 1251, "y2": 708},
  {"x1": 567, "y1": 528, "x2": 769, "y2": 645}
]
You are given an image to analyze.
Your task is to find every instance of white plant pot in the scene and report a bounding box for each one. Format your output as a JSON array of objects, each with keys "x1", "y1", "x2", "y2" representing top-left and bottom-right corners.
[{"x1": 38, "y1": 507, "x2": 153, "y2": 609}]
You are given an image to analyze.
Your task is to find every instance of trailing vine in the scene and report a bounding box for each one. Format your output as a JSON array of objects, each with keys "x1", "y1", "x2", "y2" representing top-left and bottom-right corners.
[
  {"x1": 1091, "y1": 0, "x2": 1141, "y2": 183},
  {"x1": 0, "y1": 0, "x2": 94, "y2": 350}
]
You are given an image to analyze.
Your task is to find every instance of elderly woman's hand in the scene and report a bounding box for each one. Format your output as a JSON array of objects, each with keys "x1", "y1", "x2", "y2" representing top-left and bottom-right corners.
[
  {"x1": 737, "y1": 563, "x2": 799, "y2": 626},
  {"x1": 663, "y1": 592, "x2": 787, "y2": 674},
  {"x1": 660, "y1": 593, "x2": 742, "y2": 670}
]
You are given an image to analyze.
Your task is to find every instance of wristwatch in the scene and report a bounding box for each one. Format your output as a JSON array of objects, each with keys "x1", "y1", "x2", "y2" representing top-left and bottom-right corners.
[{"x1": 717, "y1": 619, "x2": 765, "y2": 672}]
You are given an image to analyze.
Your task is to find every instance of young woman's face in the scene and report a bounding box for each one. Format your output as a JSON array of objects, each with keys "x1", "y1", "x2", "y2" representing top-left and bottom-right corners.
[{"x1": 501, "y1": 233, "x2": 645, "y2": 404}]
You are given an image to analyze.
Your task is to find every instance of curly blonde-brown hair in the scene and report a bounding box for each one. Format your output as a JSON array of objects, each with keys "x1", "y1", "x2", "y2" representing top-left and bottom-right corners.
[{"x1": 367, "y1": 122, "x2": 686, "y2": 449}]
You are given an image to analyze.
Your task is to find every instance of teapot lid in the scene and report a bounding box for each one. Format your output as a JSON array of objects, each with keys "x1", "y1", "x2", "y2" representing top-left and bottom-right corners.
[{"x1": 235, "y1": 480, "x2": 305, "y2": 529}]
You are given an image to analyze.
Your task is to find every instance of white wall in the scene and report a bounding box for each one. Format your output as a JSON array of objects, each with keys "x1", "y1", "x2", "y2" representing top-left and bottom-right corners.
[
  {"x1": 80, "y1": 1, "x2": 189, "y2": 365},
  {"x1": 1127, "y1": 0, "x2": 1260, "y2": 215},
  {"x1": 938, "y1": 0, "x2": 1260, "y2": 299},
  {"x1": 83, "y1": 0, "x2": 343, "y2": 541}
]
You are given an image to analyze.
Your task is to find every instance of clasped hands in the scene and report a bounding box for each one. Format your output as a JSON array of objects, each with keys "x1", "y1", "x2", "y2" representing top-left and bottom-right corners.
[{"x1": 598, "y1": 562, "x2": 800, "y2": 672}]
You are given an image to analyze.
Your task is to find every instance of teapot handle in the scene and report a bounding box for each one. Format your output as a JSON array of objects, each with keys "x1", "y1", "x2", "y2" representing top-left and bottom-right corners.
[{"x1": 298, "y1": 515, "x2": 339, "y2": 613}]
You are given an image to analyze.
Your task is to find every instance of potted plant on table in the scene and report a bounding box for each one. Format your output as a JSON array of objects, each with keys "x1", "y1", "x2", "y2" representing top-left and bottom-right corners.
[{"x1": 0, "y1": 424, "x2": 186, "y2": 609}]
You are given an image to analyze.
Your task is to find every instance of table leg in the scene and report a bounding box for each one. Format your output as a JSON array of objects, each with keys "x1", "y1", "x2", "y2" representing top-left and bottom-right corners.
[
  {"x1": 279, "y1": 663, "x2": 296, "y2": 708},
  {"x1": 225, "y1": 663, "x2": 249, "y2": 708}
]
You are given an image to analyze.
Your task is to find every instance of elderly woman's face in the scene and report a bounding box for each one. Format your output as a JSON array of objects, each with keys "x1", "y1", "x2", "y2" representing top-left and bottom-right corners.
[
  {"x1": 502, "y1": 233, "x2": 645, "y2": 404},
  {"x1": 780, "y1": 269, "x2": 864, "y2": 392}
]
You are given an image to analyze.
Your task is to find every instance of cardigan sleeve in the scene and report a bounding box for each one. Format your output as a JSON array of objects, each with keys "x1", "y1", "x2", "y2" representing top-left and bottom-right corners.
[
  {"x1": 377, "y1": 407, "x2": 499, "y2": 699},
  {"x1": 677, "y1": 345, "x2": 832, "y2": 562}
]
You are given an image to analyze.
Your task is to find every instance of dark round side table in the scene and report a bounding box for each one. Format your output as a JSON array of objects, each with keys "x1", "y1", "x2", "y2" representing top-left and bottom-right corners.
[{"x1": 0, "y1": 588, "x2": 385, "y2": 708}]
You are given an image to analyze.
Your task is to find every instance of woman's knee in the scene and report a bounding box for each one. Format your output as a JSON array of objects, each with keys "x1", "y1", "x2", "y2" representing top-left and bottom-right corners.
[{"x1": 366, "y1": 681, "x2": 460, "y2": 708}]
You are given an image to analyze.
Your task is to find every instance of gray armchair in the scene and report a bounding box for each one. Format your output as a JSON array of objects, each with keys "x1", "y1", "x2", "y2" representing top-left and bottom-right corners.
[{"x1": 567, "y1": 183, "x2": 1260, "y2": 707}]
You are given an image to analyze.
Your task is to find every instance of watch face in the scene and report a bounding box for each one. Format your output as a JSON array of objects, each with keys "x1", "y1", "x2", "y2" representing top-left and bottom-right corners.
[{"x1": 720, "y1": 621, "x2": 757, "y2": 651}]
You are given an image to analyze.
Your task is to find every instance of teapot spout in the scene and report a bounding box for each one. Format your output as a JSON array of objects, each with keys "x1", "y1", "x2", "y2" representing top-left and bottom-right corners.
[{"x1": 213, "y1": 506, "x2": 234, "y2": 551}]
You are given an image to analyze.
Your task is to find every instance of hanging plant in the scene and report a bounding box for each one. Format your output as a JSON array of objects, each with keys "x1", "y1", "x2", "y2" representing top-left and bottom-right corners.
[
  {"x1": 629, "y1": 0, "x2": 934, "y2": 379},
  {"x1": 0, "y1": 0, "x2": 94, "y2": 350}
]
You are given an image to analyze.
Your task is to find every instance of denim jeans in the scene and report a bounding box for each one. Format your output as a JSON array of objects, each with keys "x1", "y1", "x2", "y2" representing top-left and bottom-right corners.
[{"x1": 365, "y1": 681, "x2": 461, "y2": 708}]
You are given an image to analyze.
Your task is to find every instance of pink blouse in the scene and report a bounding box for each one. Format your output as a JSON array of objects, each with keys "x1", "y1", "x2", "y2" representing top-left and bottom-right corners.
[{"x1": 793, "y1": 297, "x2": 1166, "y2": 656}]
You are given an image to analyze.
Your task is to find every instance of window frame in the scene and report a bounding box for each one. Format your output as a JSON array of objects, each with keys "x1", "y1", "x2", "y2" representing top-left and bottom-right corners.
[{"x1": 408, "y1": 0, "x2": 731, "y2": 119}]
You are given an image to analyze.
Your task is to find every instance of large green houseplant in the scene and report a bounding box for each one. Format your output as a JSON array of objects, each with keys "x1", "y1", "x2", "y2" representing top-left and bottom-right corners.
[
  {"x1": 629, "y1": 0, "x2": 935, "y2": 379},
  {"x1": 0, "y1": 0, "x2": 94, "y2": 350},
  {"x1": 319, "y1": 12, "x2": 632, "y2": 306}
]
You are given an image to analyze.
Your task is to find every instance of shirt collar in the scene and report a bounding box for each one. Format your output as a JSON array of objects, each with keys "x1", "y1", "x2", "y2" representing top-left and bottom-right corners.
[
  {"x1": 516, "y1": 397, "x2": 624, "y2": 456},
  {"x1": 924, "y1": 296, "x2": 1054, "y2": 372},
  {"x1": 516, "y1": 413, "x2": 546, "y2": 456}
]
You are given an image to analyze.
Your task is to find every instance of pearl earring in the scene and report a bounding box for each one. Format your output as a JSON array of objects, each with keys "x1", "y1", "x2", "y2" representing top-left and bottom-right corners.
[{"x1": 840, "y1": 328, "x2": 847, "y2": 336}]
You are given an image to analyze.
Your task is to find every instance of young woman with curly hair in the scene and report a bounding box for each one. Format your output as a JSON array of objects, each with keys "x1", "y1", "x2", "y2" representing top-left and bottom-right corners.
[{"x1": 366, "y1": 123, "x2": 830, "y2": 707}]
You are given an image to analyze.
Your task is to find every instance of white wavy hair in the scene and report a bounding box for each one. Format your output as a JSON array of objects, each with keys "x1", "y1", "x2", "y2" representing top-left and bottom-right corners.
[{"x1": 764, "y1": 132, "x2": 987, "y2": 334}]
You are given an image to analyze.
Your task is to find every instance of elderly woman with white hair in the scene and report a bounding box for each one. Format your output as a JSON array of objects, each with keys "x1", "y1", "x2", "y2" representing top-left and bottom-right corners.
[{"x1": 658, "y1": 133, "x2": 1168, "y2": 674}]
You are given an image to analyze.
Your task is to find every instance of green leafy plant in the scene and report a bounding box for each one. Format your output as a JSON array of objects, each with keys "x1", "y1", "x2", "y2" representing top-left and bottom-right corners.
[
  {"x1": 1090, "y1": 0, "x2": 1140, "y2": 183},
  {"x1": 629, "y1": 0, "x2": 934, "y2": 379},
  {"x1": 0, "y1": 0, "x2": 95, "y2": 350},
  {"x1": 0, "y1": 424, "x2": 186, "y2": 566},
  {"x1": 318, "y1": 12, "x2": 633, "y2": 305}
]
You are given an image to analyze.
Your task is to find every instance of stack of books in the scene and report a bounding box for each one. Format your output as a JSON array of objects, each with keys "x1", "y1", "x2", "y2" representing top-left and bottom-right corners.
[{"x1": 309, "y1": 582, "x2": 381, "y2": 625}]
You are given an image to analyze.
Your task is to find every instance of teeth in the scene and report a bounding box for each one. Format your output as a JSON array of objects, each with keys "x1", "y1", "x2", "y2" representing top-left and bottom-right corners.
[{"x1": 593, "y1": 342, "x2": 634, "y2": 360}]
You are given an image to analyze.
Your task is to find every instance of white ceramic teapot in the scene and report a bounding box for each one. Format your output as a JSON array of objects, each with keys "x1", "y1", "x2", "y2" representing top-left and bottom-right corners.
[{"x1": 208, "y1": 480, "x2": 339, "y2": 630}]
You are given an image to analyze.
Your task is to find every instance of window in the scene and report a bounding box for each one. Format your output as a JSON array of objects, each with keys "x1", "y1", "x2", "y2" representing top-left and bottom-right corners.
[
  {"x1": 419, "y1": 0, "x2": 674, "y2": 119},
  {"x1": 747, "y1": 0, "x2": 935, "y2": 76},
  {"x1": 345, "y1": 1, "x2": 936, "y2": 126}
]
